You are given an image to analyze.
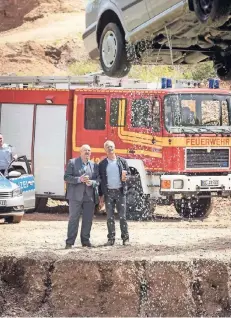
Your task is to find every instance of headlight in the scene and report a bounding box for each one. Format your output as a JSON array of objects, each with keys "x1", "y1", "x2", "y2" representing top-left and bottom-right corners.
[
  {"x1": 173, "y1": 180, "x2": 184, "y2": 189},
  {"x1": 12, "y1": 187, "x2": 22, "y2": 197}
]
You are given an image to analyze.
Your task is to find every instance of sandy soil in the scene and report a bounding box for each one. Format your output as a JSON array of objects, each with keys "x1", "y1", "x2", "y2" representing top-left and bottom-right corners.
[
  {"x1": 0, "y1": 12, "x2": 85, "y2": 44},
  {"x1": 1, "y1": 198, "x2": 231, "y2": 261},
  {"x1": 0, "y1": 0, "x2": 88, "y2": 75}
]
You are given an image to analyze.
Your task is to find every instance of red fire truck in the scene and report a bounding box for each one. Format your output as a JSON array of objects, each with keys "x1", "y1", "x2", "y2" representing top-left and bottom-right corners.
[{"x1": 0, "y1": 75, "x2": 230, "y2": 220}]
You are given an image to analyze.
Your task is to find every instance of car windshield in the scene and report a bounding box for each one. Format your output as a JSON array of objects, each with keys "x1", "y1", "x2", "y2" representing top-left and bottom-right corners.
[{"x1": 164, "y1": 94, "x2": 231, "y2": 133}]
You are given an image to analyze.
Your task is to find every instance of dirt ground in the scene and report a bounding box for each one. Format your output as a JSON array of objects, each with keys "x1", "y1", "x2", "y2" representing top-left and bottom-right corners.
[
  {"x1": 1, "y1": 198, "x2": 231, "y2": 317},
  {"x1": 1, "y1": 198, "x2": 231, "y2": 261},
  {"x1": 0, "y1": 0, "x2": 89, "y2": 75}
]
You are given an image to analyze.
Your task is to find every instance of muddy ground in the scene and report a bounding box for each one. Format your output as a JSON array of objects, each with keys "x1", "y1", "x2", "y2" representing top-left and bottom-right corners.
[{"x1": 1, "y1": 198, "x2": 231, "y2": 317}]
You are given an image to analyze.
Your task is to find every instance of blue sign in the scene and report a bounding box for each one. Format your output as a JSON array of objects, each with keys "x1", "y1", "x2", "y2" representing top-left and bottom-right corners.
[{"x1": 11, "y1": 175, "x2": 35, "y2": 192}]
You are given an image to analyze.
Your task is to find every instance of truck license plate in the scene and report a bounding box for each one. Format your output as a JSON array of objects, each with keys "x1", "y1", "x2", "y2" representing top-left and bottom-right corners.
[
  {"x1": 201, "y1": 180, "x2": 219, "y2": 187},
  {"x1": 0, "y1": 200, "x2": 6, "y2": 206}
]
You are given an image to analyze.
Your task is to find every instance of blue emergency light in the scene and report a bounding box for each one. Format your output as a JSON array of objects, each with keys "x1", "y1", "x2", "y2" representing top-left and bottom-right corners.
[
  {"x1": 208, "y1": 78, "x2": 219, "y2": 89},
  {"x1": 161, "y1": 77, "x2": 172, "y2": 89}
]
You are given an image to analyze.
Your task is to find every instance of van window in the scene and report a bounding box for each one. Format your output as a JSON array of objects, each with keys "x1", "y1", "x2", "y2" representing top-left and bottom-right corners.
[
  {"x1": 131, "y1": 99, "x2": 152, "y2": 128},
  {"x1": 110, "y1": 98, "x2": 127, "y2": 127},
  {"x1": 84, "y1": 98, "x2": 106, "y2": 130}
]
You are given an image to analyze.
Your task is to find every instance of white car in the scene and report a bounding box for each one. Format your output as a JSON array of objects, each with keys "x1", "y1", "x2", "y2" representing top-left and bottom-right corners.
[
  {"x1": 0, "y1": 156, "x2": 35, "y2": 223},
  {"x1": 83, "y1": 0, "x2": 231, "y2": 79}
]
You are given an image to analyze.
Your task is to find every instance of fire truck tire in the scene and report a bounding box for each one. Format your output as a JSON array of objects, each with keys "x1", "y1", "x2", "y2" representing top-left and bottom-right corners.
[
  {"x1": 126, "y1": 188, "x2": 153, "y2": 221},
  {"x1": 99, "y1": 23, "x2": 131, "y2": 78},
  {"x1": 35, "y1": 197, "x2": 48, "y2": 212},
  {"x1": 193, "y1": 0, "x2": 230, "y2": 24},
  {"x1": 174, "y1": 197, "x2": 213, "y2": 219}
]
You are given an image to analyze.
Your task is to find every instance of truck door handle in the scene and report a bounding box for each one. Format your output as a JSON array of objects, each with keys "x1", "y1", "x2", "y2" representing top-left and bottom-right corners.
[{"x1": 128, "y1": 149, "x2": 135, "y2": 154}]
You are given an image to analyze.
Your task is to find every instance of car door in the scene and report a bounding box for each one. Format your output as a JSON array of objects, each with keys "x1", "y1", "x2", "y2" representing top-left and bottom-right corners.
[
  {"x1": 8, "y1": 156, "x2": 35, "y2": 210},
  {"x1": 110, "y1": 0, "x2": 150, "y2": 31},
  {"x1": 74, "y1": 92, "x2": 109, "y2": 162},
  {"x1": 145, "y1": 0, "x2": 182, "y2": 19}
]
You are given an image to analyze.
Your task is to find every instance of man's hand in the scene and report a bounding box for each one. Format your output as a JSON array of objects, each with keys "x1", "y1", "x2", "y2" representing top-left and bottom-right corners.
[
  {"x1": 99, "y1": 196, "x2": 104, "y2": 209},
  {"x1": 80, "y1": 174, "x2": 89, "y2": 183},
  {"x1": 86, "y1": 180, "x2": 93, "y2": 186}
]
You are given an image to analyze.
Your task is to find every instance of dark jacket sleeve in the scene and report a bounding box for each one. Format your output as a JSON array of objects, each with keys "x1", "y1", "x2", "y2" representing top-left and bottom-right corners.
[
  {"x1": 92, "y1": 163, "x2": 100, "y2": 188},
  {"x1": 98, "y1": 162, "x2": 103, "y2": 196},
  {"x1": 64, "y1": 159, "x2": 81, "y2": 184},
  {"x1": 124, "y1": 158, "x2": 130, "y2": 176},
  {"x1": 119, "y1": 157, "x2": 131, "y2": 180}
]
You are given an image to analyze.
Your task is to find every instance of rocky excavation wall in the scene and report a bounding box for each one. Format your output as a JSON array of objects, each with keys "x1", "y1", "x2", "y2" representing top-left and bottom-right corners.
[{"x1": 0, "y1": 254, "x2": 231, "y2": 317}]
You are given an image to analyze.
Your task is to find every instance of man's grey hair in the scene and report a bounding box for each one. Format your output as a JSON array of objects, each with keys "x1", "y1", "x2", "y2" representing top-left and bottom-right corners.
[
  {"x1": 104, "y1": 140, "x2": 115, "y2": 149},
  {"x1": 80, "y1": 144, "x2": 91, "y2": 151}
]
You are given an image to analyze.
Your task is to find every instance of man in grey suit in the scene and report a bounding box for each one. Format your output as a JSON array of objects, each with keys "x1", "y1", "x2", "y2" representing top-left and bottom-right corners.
[{"x1": 64, "y1": 144, "x2": 100, "y2": 249}]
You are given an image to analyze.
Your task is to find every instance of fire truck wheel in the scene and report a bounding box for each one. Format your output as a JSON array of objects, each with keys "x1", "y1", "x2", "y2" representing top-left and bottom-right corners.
[
  {"x1": 214, "y1": 56, "x2": 231, "y2": 81},
  {"x1": 99, "y1": 22, "x2": 131, "y2": 78},
  {"x1": 193, "y1": 0, "x2": 230, "y2": 24},
  {"x1": 35, "y1": 197, "x2": 48, "y2": 212},
  {"x1": 174, "y1": 197, "x2": 213, "y2": 219},
  {"x1": 126, "y1": 188, "x2": 152, "y2": 221}
]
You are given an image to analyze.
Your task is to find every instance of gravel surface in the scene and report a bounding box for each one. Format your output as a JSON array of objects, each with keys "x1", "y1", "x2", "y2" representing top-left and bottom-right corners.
[{"x1": 1, "y1": 198, "x2": 231, "y2": 261}]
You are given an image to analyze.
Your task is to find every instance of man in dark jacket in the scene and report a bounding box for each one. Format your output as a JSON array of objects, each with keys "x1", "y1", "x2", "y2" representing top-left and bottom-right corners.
[
  {"x1": 64, "y1": 144, "x2": 100, "y2": 249},
  {"x1": 99, "y1": 140, "x2": 130, "y2": 246}
]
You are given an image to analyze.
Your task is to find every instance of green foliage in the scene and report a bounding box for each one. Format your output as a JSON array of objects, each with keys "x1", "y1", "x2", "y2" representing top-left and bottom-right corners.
[
  {"x1": 191, "y1": 62, "x2": 216, "y2": 81},
  {"x1": 68, "y1": 60, "x2": 100, "y2": 75},
  {"x1": 68, "y1": 60, "x2": 217, "y2": 82},
  {"x1": 128, "y1": 65, "x2": 182, "y2": 81}
]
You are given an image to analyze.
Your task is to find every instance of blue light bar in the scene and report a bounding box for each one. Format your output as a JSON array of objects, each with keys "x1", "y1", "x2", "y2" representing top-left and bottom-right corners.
[
  {"x1": 161, "y1": 77, "x2": 172, "y2": 89},
  {"x1": 167, "y1": 78, "x2": 172, "y2": 88},
  {"x1": 209, "y1": 78, "x2": 219, "y2": 89}
]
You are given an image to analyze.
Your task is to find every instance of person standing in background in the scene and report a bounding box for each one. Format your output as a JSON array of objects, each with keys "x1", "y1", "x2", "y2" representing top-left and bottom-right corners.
[
  {"x1": 64, "y1": 144, "x2": 100, "y2": 249},
  {"x1": 0, "y1": 133, "x2": 17, "y2": 174},
  {"x1": 99, "y1": 140, "x2": 130, "y2": 246}
]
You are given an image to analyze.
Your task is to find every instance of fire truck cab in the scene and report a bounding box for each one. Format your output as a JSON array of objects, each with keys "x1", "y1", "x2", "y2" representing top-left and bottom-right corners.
[{"x1": 0, "y1": 75, "x2": 230, "y2": 220}]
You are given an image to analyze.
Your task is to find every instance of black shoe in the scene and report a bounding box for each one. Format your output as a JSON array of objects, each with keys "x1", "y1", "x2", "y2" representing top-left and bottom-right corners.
[
  {"x1": 104, "y1": 240, "x2": 115, "y2": 246},
  {"x1": 82, "y1": 241, "x2": 92, "y2": 248},
  {"x1": 65, "y1": 243, "x2": 72, "y2": 249},
  {"x1": 122, "y1": 238, "x2": 129, "y2": 246}
]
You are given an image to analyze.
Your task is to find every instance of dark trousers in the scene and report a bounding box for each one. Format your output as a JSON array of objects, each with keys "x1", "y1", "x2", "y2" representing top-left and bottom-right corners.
[
  {"x1": 66, "y1": 194, "x2": 95, "y2": 245},
  {"x1": 105, "y1": 188, "x2": 129, "y2": 241}
]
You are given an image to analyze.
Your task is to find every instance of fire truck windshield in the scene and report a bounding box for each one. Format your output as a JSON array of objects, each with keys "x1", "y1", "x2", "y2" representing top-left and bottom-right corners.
[{"x1": 164, "y1": 94, "x2": 231, "y2": 133}]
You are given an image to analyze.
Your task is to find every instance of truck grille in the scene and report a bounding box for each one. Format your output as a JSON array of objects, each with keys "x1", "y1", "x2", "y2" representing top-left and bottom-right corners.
[
  {"x1": 186, "y1": 148, "x2": 229, "y2": 169},
  {"x1": 0, "y1": 191, "x2": 12, "y2": 198}
]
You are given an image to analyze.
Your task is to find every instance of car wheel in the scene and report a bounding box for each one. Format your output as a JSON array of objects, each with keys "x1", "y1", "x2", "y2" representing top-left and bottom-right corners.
[
  {"x1": 193, "y1": 0, "x2": 231, "y2": 23},
  {"x1": 6, "y1": 215, "x2": 23, "y2": 223},
  {"x1": 99, "y1": 22, "x2": 131, "y2": 78},
  {"x1": 214, "y1": 56, "x2": 231, "y2": 81}
]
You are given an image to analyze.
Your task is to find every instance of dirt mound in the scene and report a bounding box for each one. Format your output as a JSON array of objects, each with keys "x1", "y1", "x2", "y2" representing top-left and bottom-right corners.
[
  {"x1": 0, "y1": 0, "x2": 84, "y2": 32},
  {"x1": 0, "y1": 38, "x2": 88, "y2": 75},
  {"x1": 0, "y1": 255, "x2": 230, "y2": 317},
  {"x1": 0, "y1": 0, "x2": 89, "y2": 75}
]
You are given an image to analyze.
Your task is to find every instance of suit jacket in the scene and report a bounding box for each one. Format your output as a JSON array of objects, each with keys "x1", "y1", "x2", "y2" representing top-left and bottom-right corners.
[
  {"x1": 98, "y1": 156, "x2": 130, "y2": 196},
  {"x1": 64, "y1": 157, "x2": 100, "y2": 202}
]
